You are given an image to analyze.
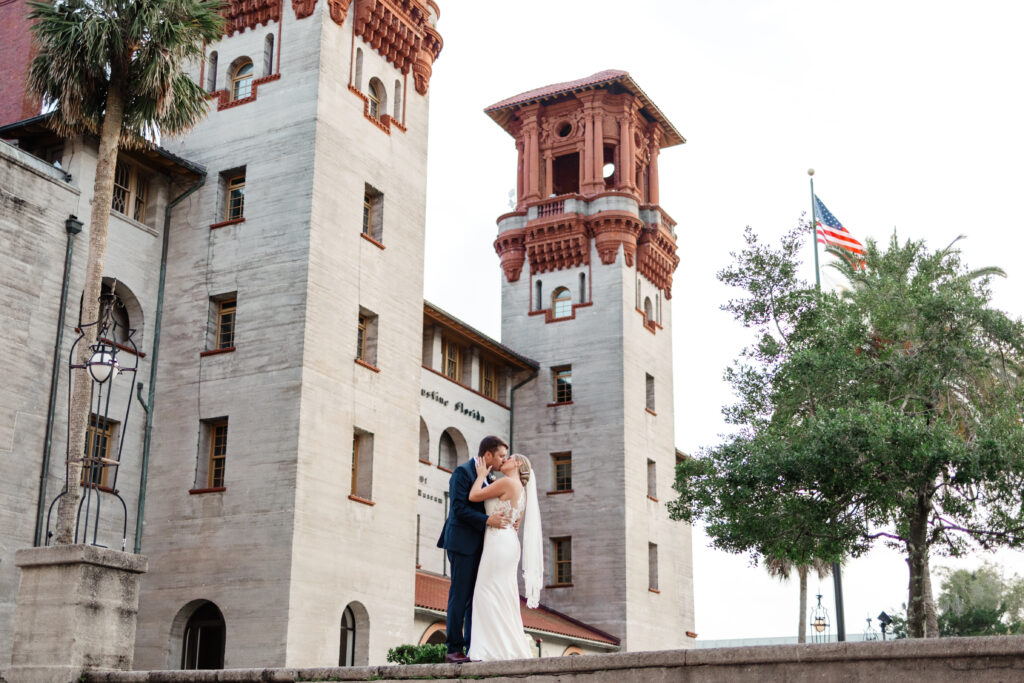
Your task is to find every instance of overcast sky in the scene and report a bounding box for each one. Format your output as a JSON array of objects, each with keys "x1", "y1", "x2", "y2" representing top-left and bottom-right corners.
[{"x1": 421, "y1": 0, "x2": 1024, "y2": 641}]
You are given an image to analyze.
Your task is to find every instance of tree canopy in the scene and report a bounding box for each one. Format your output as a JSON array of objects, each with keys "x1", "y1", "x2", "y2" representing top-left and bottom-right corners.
[{"x1": 670, "y1": 225, "x2": 1024, "y2": 637}]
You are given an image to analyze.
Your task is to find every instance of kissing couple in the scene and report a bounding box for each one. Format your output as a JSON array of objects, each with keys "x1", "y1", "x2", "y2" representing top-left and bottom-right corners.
[{"x1": 436, "y1": 435, "x2": 543, "y2": 662}]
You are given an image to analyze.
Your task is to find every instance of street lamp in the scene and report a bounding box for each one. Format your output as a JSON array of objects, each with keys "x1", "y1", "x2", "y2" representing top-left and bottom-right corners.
[
  {"x1": 810, "y1": 593, "x2": 831, "y2": 643},
  {"x1": 878, "y1": 611, "x2": 893, "y2": 641},
  {"x1": 863, "y1": 616, "x2": 879, "y2": 641}
]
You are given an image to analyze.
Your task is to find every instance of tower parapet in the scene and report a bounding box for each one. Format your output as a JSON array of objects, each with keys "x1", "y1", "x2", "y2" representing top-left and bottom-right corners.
[{"x1": 487, "y1": 70, "x2": 682, "y2": 296}]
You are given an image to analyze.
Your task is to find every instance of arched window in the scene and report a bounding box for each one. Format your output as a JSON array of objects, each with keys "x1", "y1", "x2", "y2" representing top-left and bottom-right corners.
[
  {"x1": 579, "y1": 272, "x2": 587, "y2": 303},
  {"x1": 367, "y1": 78, "x2": 386, "y2": 120},
  {"x1": 100, "y1": 281, "x2": 131, "y2": 344},
  {"x1": 439, "y1": 431, "x2": 457, "y2": 471},
  {"x1": 263, "y1": 34, "x2": 274, "y2": 76},
  {"x1": 181, "y1": 602, "x2": 225, "y2": 670},
  {"x1": 535, "y1": 280, "x2": 542, "y2": 311},
  {"x1": 230, "y1": 59, "x2": 254, "y2": 101},
  {"x1": 563, "y1": 645, "x2": 584, "y2": 656},
  {"x1": 393, "y1": 79, "x2": 402, "y2": 121},
  {"x1": 339, "y1": 605, "x2": 356, "y2": 666},
  {"x1": 339, "y1": 602, "x2": 369, "y2": 666},
  {"x1": 552, "y1": 287, "x2": 572, "y2": 319},
  {"x1": 206, "y1": 51, "x2": 218, "y2": 92},
  {"x1": 354, "y1": 48, "x2": 363, "y2": 90},
  {"x1": 419, "y1": 621, "x2": 446, "y2": 645},
  {"x1": 419, "y1": 418, "x2": 429, "y2": 463},
  {"x1": 644, "y1": 296, "x2": 654, "y2": 327}
]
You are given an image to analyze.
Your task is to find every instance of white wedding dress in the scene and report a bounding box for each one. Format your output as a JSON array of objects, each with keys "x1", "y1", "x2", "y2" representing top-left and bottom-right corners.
[{"x1": 466, "y1": 494, "x2": 533, "y2": 661}]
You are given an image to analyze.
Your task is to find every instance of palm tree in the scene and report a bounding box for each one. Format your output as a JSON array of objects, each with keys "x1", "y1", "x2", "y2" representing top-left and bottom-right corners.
[
  {"x1": 764, "y1": 556, "x2": 832, "y2": 643},
  {"x1": 26, "y1": 0, "x2": 224, "y2": 544}
]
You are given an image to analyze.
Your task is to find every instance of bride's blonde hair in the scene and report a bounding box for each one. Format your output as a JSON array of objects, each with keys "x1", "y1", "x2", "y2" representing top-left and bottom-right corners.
[{"x1": 512, "y1": 454, "x2": 532, "y2": 485}]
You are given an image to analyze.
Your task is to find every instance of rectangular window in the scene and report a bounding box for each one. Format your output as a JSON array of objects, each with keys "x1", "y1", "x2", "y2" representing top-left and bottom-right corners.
[
  {"x1": 649, "y1": 543, "x2": 659, "y2": 591},
  {"x1": 443, "y1": 339, "x2": 462, "y2": 382},
  {"x1": 351, "y1": 429, "x2": 374, "y2": 501},
  {"x1": 552, "y1": 537, "x2": 572, "y2": 585},
  {"x1": 208, "y1": 420, "x2": 228, "y2": 488},
  {"x1": 552, "y1": 366, "x2": 572, "y2": 404},
  {"x1": 645, "y1": 373, "x2": 655, "y2": 412},
  {"x1": 356, "y1": 308, "x2": 379, "y2": 367},
  {"x1": 216, "y1": 298, "x2": 236, "y2": 349},
  {"x1": 362, "y1": 184, "x2": 383, "y2": 242},
  {"x1": 552, "y1": 452, "x2": 572, "y2": 492},
  {"x1": 481, "y1": 361, "x2": 498, "y2": 400},
  {"x1": 81, "y1": 414, "x2": 116, "y2": 488},
  {"x1": 111, "y1": 160, "x2": 148, "y2": 223},
  {"x1": 225, "y1": 172, "x2": 245, "y2": 220},
  {"x1": 647, "y1": 458, "x2": 657, "y2": 499}
]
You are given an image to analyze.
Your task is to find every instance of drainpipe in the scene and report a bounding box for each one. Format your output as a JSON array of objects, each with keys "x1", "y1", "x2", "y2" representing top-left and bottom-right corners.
[
  {"x1": 508, "y1": 369, "x2": 538, "y2": 452},
  {"x1": 134, "y1": 173, "x2": 205, "y2": 554},
  {"x1": 34, "y1": 215, "x2": 84, "y2": 546}
]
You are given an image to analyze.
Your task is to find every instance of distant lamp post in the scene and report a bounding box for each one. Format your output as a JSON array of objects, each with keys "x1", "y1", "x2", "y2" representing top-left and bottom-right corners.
[
  {"x1": 863, "y1": 616, "x2": 879, "y2": 641},
  {"x1": 810, "y1": 593, "x2": 831, "y2": 643},
  {"x1": 46, "y1": 287, "x2": 138, "y2": 548},
  {"x1": 877, "y1": 611, "x2": 893, "y2": 641}
]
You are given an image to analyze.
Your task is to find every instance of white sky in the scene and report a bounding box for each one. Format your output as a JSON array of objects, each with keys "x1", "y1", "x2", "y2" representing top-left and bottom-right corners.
[{"x1": 421, "y1": 0, "x2": 1024, "y2": 641}]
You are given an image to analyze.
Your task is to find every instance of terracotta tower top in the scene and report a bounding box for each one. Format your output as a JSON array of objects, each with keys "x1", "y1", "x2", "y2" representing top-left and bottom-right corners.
[{"x1": 489, "y1": 70, "x2": 683, "y2": 297}]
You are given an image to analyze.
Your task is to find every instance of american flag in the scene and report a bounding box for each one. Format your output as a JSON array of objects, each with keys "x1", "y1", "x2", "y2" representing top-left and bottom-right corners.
[{"x1": 814, "y1": 195, "x2": 865, "y2": 258}]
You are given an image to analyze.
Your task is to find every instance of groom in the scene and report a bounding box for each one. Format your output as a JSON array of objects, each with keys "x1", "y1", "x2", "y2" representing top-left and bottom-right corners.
[{"x1": 436, "y1": 435, "x2": 509, "y2": 663}]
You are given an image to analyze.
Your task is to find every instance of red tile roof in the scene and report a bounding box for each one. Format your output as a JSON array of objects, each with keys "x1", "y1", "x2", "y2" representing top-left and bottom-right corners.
[
  {"x1": 484, "y1": 70, "x2": 684, "y2": 148},
  {"x1": 415, "y1": 571, "x2": 619, "y2": 646},
  {"x1": 484, "y1": 70, "x2": 629, "y2": 112}
]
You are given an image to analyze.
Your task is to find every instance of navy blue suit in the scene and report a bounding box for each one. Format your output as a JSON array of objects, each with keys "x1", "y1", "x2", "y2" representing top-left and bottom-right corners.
[{"x1": 436, "y1": 459, "x2": 488, "y2": 654}]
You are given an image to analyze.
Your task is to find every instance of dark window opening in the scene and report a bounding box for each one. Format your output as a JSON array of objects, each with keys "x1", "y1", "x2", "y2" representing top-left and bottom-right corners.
[{"x1": 551, "y1": 153, "x2": 579, "y2": 195}]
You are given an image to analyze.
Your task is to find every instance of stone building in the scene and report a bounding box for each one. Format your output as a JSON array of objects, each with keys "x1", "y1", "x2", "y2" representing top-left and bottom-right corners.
[{"x1": 0, "y1": 0, "x2": 692, "y2": 671}]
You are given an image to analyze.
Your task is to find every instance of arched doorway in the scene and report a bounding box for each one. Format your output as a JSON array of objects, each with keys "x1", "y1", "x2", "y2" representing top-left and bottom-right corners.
[
  {"x1": 180, "y1": 601, "x2": 225, "y2": 669},
  {"x1": 419, "y1": 621, "x2": 446, "y2": 645},
  {"x1": 339, "y1": 601, "x2": 370, "y2": 666}
]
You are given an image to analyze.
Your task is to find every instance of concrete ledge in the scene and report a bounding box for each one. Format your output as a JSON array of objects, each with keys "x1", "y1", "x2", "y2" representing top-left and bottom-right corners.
[
  {"x1": 63, "y1": 635, "x2": 1024, "y2": 683},
  {"x1": 15, "y1": 545, "x2": 148, "y2": 574}
]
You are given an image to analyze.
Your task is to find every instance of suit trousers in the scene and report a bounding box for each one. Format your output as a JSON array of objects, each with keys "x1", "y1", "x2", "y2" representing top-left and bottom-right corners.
[{"x1": 446, "y1": 546, "x2": 483, "y2": 654}]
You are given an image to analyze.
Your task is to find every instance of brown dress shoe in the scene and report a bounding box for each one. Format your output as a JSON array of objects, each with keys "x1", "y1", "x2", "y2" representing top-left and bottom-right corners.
[{"x1": 445, "y1": 652, "x2": 471, "y2": 663}]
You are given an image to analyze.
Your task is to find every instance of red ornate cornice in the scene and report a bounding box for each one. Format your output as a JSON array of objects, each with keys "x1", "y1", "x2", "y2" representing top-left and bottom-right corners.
[
  {"x1": 208, "y1": 73, "x2": 281, "y2": 111},
  {"x1": 637, "y1": 224, "x2": 679, "y2": 298},
  {"x1": 328, "y1": 0, "x2": 352, "y2": 23},
  {"x1": 352, "y1": 0, "x2": 442, "y2": 93},
  {"x1": 225, "y1": 0, "x2": 282, "y2": 35},
  {"x1": 587, "y1": 212, "x2": 644, "y2": 267},
  {"x1": 526, "y1": 215, "x2": 589, "y2": 275},
  {"x1": 292, "y1": 0, "x2": 316, "y2": 18},
  {"x1": 494, "y1": 228, "x2": 527, "y2": 282}
]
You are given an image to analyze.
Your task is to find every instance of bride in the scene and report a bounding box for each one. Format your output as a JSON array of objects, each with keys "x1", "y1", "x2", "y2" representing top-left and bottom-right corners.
[{"x1": 465, "y1": 453, "x2": 543, "y2": 661}]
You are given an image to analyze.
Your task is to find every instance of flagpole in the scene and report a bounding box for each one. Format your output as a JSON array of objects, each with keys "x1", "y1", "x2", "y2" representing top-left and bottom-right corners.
[
  {"x1": 808, "y1": 168, "x2": 846, "y2": 642},
  {"x1": 808, "y1": 168, "x2": 821, "y2": 290}
]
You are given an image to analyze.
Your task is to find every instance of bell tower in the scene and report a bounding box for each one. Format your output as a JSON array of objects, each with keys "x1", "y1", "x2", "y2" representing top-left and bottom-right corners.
[{"x1": 487, "y1": 71, "x2": 694, "y2": 650}]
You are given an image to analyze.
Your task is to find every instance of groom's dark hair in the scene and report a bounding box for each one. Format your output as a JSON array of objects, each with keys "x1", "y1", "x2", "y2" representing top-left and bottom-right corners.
[{"x1": 478, "y1": 435, "x2": 508, "y2": 458}]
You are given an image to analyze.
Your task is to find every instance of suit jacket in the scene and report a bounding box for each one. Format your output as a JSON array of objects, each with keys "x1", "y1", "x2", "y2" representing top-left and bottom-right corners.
[{"x1": 436, "y1": 458, "x2": 488, "y2": 555}]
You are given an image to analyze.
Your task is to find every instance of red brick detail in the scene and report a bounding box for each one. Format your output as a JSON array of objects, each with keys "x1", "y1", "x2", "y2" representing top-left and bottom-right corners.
[
  {"x1": 209, "y1": 73, "x2": 281, "y2": 111},
  {"x1": 494, "y1": 227, "x2": 527, "y2": 283},
  {"x1": 531, "y1": 301, "x2": 592, "y2": 324},
  {"x1": 637, "y1": 223, "x2": 680, "y2": 299},
  {"x1": 686, "y1": 631, "x2": 698, "y2": 639},
  {"x1": 525, "y1": 215, "x2": 590, "y2": 275},
  {"x1": 190, "y1": 487, "x2": 226, "y2": 494},
  {"x1": 224, "y1": 0, "x2": 282, "y2": 36},
  {"x1": 348, "y1": 494, "x2": 376, "y2": 506},
  {"x1": 586, "y1": 212, "x2": 643, "y2": 266},
  {"x1": 360, "y1": 232, "x2": 386, "y2": 249},
  {"x1": 210, "y1": 217, "x2": 246, "y2": 229},
  {"x1": 0, "y1": 3, "x2": 41, "y2": 127},
  {"x1": 200, "y1": 346, "x2": 236, "y2": 357},
  {"x1": 292, "y1": 0, "x2": 317, "y2": 18},
  {"x1": 352, "y1": 0, "x2": 442, "y2": 93},
  {"x1": 328, "y1": 0, "x2": 352, "y2": 24},
  {"x1": 347, "y1": 84, "x2": 397, "y2": 134},
  {"x1": 355, "y1": 358, "x2": 381, "y2": 372}
]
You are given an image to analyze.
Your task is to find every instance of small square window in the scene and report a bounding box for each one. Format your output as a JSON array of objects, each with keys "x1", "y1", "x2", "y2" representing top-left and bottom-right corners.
[
  {"x1": 552, "y1": 452, "x2": 572, "y2": 492},
  {"x1": 351, "y1": 429, "x2": 374, "y2": 501},
  {"x1": 221, "y1": 169, "x2": 246, "y2": 221},
  {"x1": 442, "y1": 338, "x2": 463, "y2": 382},
  {"x1": 362, "y1": 184, "x2": 383, "y2": 242},
  {"x1": 552, "y1": 537, "x2": 572, "y2": 585},
  {"x1": 480, "y1": 361, "x2": 498, "y2": 400},
  {"x1": 196, "y1": 419, "x2": 228, "y2": 489},
  {"x1": 649, "y1": 543, "x2": 659, "y2": 591},
  {"x1": 552, "y1": 366, "x2": 572, "y2": 404},
  {"x1": 357, "y1": 308, "x2": 379, "y2": 367},
  {"x1": 207, "y1": 294, "x2": 237, "y2": 350}
]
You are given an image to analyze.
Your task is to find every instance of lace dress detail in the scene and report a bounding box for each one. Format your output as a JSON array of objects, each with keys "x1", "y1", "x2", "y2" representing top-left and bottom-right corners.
[{"x1": 467, "y1": 493, "x2": 532, "y2": 661}]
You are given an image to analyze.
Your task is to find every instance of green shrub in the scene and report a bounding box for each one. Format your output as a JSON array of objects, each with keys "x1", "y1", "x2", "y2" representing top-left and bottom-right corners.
[{"x1": 386, "y1": 643, "x2": 447, "y2": 665}]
